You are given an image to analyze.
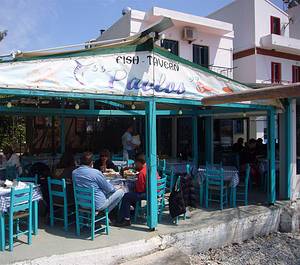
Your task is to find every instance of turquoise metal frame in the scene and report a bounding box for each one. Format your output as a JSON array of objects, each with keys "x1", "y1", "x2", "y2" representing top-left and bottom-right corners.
[
  {"x1": 284, "y1": 99, "x2": 292, "y2": 199},
  {"x1": 145, "y1": 100, "x2": 158, "y2": 229},
  {"x1": 268, "y1": 108, "x2": 276, "y2": 204}
]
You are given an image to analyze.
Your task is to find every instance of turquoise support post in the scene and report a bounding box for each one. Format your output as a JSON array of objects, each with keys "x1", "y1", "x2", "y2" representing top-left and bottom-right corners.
[
  {"x1": 284, "y1": 99, "x2": 292, "y2": 199},
  {"x1": 192, "y1": 115, "x2": 199, "y2": 167},
  {"x1": 205, "y1": 116, "x2": 213, "y2": 164},
  {"x1": 0, "y1": 213, "x2": 4, "y2": 251},
  {"x1": 145, "y1": 100, "x2": 158, "y2": 230},
  {"x1": 60, "y1": 116, "x2": 65, "y2": 154},
  {"x1": 268, "y1": 108, "x2": 276, "y2": 204}
]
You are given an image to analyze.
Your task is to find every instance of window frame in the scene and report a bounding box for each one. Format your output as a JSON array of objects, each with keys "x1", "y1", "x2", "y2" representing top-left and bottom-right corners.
[
  {"x1": 160, "y1": 39, "x2": 179, "y2": 56},
  {"x1": 270, "y1": 16, "x2": 281, "y2": 35},
  {"x1": 192, "y1": 44, "x2": 209, "y2": 68},
  {"x1": 271, "y1": 62, "x2": 282, "y2": 83},
  {"x1": 292, "y1": 65, "x2": 300, "y2": 83}
]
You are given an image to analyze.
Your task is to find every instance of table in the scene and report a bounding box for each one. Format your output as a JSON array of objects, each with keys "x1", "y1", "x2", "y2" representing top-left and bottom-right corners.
[
  {"x1": 108, "y1": 177, "x2": 136, "y2": 193},
  {"x1": 165, "y1": 160, "x2": 194, "y2": 175},
  {"x1": 0, "y1": 182, "x2": 43, "y2": 250},
  {"x1": 197, "y1": 165, "x2": 239, "y2": 208},
  {"x1": 258, "y1": 159, "x2": 280, "y2": 176}
]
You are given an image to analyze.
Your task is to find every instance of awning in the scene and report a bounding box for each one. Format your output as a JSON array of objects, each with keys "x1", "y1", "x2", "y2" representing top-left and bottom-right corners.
[
  {"x1": 201, "y1": 83, "x2": 300, "y2": 105},
  {"x1": 0, "y1": 18, "x2": 268, "y2": 106}
]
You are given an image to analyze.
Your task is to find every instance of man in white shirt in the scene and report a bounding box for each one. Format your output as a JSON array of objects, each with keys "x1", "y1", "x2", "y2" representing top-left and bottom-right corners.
[
  {"x1": 3, "y1": 145, "x2": 22, "y2": 175},
  {"x1": 122, "y1": 125, "x2": 136, "y2": 160}
]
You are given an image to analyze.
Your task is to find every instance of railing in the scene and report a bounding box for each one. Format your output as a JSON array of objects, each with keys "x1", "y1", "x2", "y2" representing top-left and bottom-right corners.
[{"x1": 209, "y1": 65, "x2": 235, "y2": 79}]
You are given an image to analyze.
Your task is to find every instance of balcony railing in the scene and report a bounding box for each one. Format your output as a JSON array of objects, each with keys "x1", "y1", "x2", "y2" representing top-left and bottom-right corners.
[{"x1": 209, "y1": 65, "x2": 235, "y2": 79}]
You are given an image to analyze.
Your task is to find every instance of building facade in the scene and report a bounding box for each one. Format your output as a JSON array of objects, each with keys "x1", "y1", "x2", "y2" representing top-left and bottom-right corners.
[{"x1": 96, "y1": 7, "x2": 248, "y2": 159}]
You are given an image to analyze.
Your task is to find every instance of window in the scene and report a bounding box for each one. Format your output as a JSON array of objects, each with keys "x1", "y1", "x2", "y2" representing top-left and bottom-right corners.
[
  {"x1": 270, "y1": 16, "x2": 281, "y2": 35},
  {"x1": 193, "y1": 44, "x2": 209, "y2": 68},
  {"x1": 293, "y1": 65, "x2": 300, "y2": 83},
  {"x1": 160, "y1": 39, "x2": 179, "y2": 56},
  {"x1": 271, "y1": 62, "x2": 281, "y2": 83}
]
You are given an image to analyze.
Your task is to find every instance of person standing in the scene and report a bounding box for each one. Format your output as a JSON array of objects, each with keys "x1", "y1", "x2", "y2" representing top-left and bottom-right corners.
[{"x1": 122, "y1": 125, "x2": 137, "y2": 160}]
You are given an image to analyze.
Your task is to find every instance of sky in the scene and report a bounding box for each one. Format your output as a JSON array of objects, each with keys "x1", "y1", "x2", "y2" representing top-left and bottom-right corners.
[{"x1": 0, "y1": 0, "x2": 284, "y2": 55}]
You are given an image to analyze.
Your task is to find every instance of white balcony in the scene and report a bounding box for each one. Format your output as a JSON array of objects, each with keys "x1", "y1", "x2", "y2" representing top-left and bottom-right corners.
[{"x1": 260, "y1": 34, "x2": 300, "y2": 55}]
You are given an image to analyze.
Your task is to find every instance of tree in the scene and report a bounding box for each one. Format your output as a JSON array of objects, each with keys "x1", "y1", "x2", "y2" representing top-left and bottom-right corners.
[{"x1": 0, "y1": 30, "x2": 7, "y2": 42}]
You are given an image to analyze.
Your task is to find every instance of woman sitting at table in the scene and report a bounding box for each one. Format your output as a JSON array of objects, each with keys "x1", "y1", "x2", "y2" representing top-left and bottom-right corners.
[
  {"x1": 3, "y1": 145, "x2": 22, "y2": 175},
  {"x1": 117, "y1": 153, "x2": 160, "y2": 227},
  {"x1": 55, "y1": 151, "x2": 76, "y2": 182},
  {"x1": 94, "y1": 149, "x2": 119, "y2": 173}
]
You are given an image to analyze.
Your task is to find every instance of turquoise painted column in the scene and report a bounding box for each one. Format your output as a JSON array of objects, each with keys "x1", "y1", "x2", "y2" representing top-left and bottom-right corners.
[
  {"x1": 60, "y1": 116, "x2": 65, "y2": 154},
  {"x1": 145, "y1": 100, "x2": 158, "y2": 230},
  {"x1": 284, "y1": 99, "x2": 292, "y2": 199},
  {"x1": 268, "y1": 108, "x2": 276, "y2": 204},
  {"x1": 192, "y1": 115, "x2": 199, "y2": 166},
  {"x1": 205, "y1": 116, "x2": 213, "y2": 164}
]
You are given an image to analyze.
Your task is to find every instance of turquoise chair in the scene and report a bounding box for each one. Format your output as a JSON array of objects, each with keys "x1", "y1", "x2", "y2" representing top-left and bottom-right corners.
[
  {"x1": 165, "y1": 168, "x2": 175, "y2": 191},
  {"x1": 127, "y1": 159, "x2": 134, "y2": 167},
  {"x1": 134, "y1": 177, "x2": 167, "y2": 223},
  {"x1": 205, "y1": 168, "x2": 228, "y2": 210},
  {"x1": 158, "y1": 159, "x2": 166, "y2": 175},
  {"x1": 235, "y1": 163, "x2": 251, "y2": 206},
  {"x1": 5, "y1": 166, "x2": 18, "y2": 181},
  {"x1": 17, "y1": 174, "x2": 38, "y2": 185},
  {"x1": 47, "y1": 177, "x2": 74, "y2": 232},
  {"x1": 73, "y1": 185, "x2": 109, "y2": 240},
  {"x1": 5, "y1": 184, "x2": 33, "y2": 251}
]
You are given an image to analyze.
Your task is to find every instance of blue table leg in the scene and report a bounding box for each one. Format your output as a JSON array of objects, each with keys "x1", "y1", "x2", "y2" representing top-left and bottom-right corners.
[
  {"x1": 0, "y1": 212, "x2": 5, "y2": 251},
  {"x1": 33, "y1": 201, "x2": 38, "y2": 235}
]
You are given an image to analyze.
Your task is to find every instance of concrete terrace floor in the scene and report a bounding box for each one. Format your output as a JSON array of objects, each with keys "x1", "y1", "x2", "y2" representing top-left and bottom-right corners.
[{"x1": 1, "y1": 197, "x2": 284, "y2": 265}]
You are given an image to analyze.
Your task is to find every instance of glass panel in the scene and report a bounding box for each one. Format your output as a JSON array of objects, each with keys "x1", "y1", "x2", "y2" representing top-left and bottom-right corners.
[
  {"x1": 160, "y1": 39, "x2": 179, "y2": 56},
  {"x1": 193, "y1": 44, "x2": 209, "y2": 68}
]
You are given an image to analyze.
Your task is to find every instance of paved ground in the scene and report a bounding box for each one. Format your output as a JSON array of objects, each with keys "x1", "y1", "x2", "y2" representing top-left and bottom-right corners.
[{"x1": 122, "y1": 232, "x2": 300, "y2": 265}]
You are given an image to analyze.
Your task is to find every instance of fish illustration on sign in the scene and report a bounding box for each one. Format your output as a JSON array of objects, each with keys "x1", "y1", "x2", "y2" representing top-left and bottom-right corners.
[
  {"x1": 73, "y1": 60, "x2": 127, "y2": 87},
  {"x1": 74, "y1": 60, "x2": 105, "y2": 85}
]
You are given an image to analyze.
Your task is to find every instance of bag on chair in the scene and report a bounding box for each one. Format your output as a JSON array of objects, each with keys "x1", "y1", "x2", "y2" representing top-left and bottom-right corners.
[{"x1": 169, "y1": 178, "x2": 186, "y2": 218}]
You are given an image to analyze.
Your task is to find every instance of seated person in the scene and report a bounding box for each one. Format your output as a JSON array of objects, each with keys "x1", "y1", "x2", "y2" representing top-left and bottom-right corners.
[
  {"x1": 94, "y1": 149, "x2": 118, "y2": 173},
  {"x1": 117, "y1": 153, "x2": 159, "y2": 227},
  {"x1": 3, "y1": 145, "x2": 22, "y2": 175},
  {"x1": 72, "y1": 152, "x2": 124, "y2": 216},
  {"x1": 55, "y1": 151, "x2": 76, "y2": 182}
]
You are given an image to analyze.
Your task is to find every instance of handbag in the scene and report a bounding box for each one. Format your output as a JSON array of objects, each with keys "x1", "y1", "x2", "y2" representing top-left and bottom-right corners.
[{"x1": 169, "y1": 177, "x2": 186, "y2": 218}]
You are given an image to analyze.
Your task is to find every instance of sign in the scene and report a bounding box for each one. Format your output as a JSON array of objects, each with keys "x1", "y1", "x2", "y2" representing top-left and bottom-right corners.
[{"x1": 0, "y1": 51, "x2": 250, "y2": 100}]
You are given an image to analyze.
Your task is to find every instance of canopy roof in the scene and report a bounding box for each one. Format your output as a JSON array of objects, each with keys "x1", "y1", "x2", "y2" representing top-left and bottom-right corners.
[{"x1": 0, "y1": 19, "x2": 276, "y2": 109}]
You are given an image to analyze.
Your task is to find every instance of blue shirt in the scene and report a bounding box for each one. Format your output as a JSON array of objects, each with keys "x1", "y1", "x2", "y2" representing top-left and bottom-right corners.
[{"x1": 72, "y1": 165, "x2": 115, "y2": 210}]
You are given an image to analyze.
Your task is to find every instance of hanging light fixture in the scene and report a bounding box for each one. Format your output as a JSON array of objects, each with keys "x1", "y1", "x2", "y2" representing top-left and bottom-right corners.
[
  {"x1": 97, "y1": 116, "x2": 100, "y2": 122},
  {"x1": 178, "y1": 109, "x2": 183, "y2": 115},
  {"x1": 131, "y1": 102, "x2": 136, "y2": 110},
  {"x1": 133, "y1": 116, "x2": 136, "y2": 121},
  {"x1": 75, "y1": 103, "x2": 80, "y2": 110},
  {"x1": 6, "y1": 102, "x2": 12, "y2": 108}
]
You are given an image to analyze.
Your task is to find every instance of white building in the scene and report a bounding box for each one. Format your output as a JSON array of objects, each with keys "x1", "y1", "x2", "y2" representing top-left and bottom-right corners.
[
  {"x1": 96, "y1": 7, "x2": 241, "y2": 158},
  {"x1": 208, "y1": 0, "x2": 300, "y2": 141},
  {"x1": 97, "y1": 7, "x2": 235, "y2": 78},
  {"x1": 208, "y1": 0, "x2": 300, "y2": 85}
]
